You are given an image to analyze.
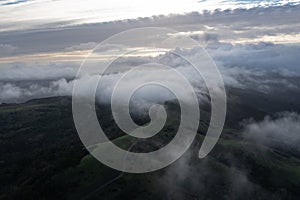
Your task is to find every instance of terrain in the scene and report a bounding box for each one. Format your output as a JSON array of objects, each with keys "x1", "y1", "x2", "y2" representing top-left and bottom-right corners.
[{"x1": 1, "y1": 85, "x2": 300, "y2": 200}]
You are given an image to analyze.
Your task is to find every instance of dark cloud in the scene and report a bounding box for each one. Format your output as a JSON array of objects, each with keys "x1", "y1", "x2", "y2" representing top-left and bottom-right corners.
[{"x1": 1, "y1": 4, "x2": 300, "y2": 57}]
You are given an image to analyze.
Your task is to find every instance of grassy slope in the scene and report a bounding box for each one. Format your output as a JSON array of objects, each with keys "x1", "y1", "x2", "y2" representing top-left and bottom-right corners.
[{"x1": 1, "y1": 96, "x2": 300, "y2": 199}]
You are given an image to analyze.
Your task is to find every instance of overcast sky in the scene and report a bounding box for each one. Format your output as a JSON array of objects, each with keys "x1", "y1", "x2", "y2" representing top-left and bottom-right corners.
[
  {"x1": 0, "y1": 0, "x2": 300, "y2": 32},
  {"x1": 0, "y1": 0, "x2": 300, "y2": 103}
]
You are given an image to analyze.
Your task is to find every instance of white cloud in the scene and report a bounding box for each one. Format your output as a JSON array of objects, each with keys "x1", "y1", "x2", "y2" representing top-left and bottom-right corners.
[
  {"x1": 242, "y1": 112, "x2": 300, "y2": 152},
  {"x1": 1, "y1": 4, "x2": 300, "y2": 58},
  {"x1": 1, "y1": 0, "x2": 299, "y2": 32},
  {"x1": 0, "y1": 42, "x2": 300, "y2": 103},
  {"x1": 0, "y1": 80, "x2": 67, "y2": 103}
]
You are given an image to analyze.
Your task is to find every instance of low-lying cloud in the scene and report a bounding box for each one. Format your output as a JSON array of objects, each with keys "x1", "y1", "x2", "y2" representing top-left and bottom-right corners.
[
  {"x1": 0, "y1": 42, "x2": 300, "y2": 103},
  {"x1": 0, "y1": 62, "x2": 78, "y2": 81},
  {"x1": 242, "y1": 112, "x2": 300, "y2": 152}
]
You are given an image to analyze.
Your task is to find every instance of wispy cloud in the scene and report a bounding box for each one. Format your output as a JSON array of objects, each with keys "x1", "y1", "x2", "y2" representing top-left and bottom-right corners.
[{"x1": 242, "y1": 112, "x2": 300, "y2": 153}]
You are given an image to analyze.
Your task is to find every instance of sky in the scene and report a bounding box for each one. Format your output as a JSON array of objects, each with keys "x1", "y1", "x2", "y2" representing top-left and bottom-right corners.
[
  {"x1": 1, "y1": 0, "x2": 300, "y2": 189},
  {"x1": 0, "y1": 0, "x2": 300, "y2": 104},
  {"x1": 1, "y1": 0, "x2": 300, "y2": 31}
]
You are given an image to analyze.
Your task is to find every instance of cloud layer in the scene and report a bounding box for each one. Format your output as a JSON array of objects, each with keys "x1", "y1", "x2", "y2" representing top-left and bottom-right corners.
[
  {"x1": 1, "y1": 41, "x2": 300, "y2": 104},
  {"x1": 2, "y1": 0, "x2": 299, "y2": 32},
  {"x1": 0, "y1": 4, "x2": 300, "y2": 106}
]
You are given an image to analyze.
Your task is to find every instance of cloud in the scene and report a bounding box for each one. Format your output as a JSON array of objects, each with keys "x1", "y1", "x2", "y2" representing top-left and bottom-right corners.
[
  {"x1": 1, "y1": 5, "x2": 298, "y2": 104},
  {"x1": 64, "y1": 42, "x2": 98, "y2": 51},
  {"x1": 0, "y1": 62, "x2": 78, "y2": 81},
  {"x1": 1, "y1": 3, "x2": 300, "y2": 104},
  {"x1": 0, "y1": 41, "x2": 300, "y2": 104},
  {"x1": 205, "y1": 42, "x2": 300, "y2": 93},
  {"x1": 208, "y1": 42, "x2": 300, "y2": 72},
  {"x1": 0, "y1": 46, "x2": 219, "y2": 105},
  {"x1": 0, "y1": 44, "x2": 17, "y2": 57},
  {"x1": 242, "y1": 112, "x2": 300, "y2": 152},
  {"x1": 1, "y1": 0, "x2": 300, "y2": 32},
  {"x1": 1, "y1": 4, "x2": 300, "y2": 58},
  {"x1": 157, "y1": 145, "x2": 270, "y2": 199},
  {"x1": 0, "y1": 79, "x2": 74, "y2": 104}
]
